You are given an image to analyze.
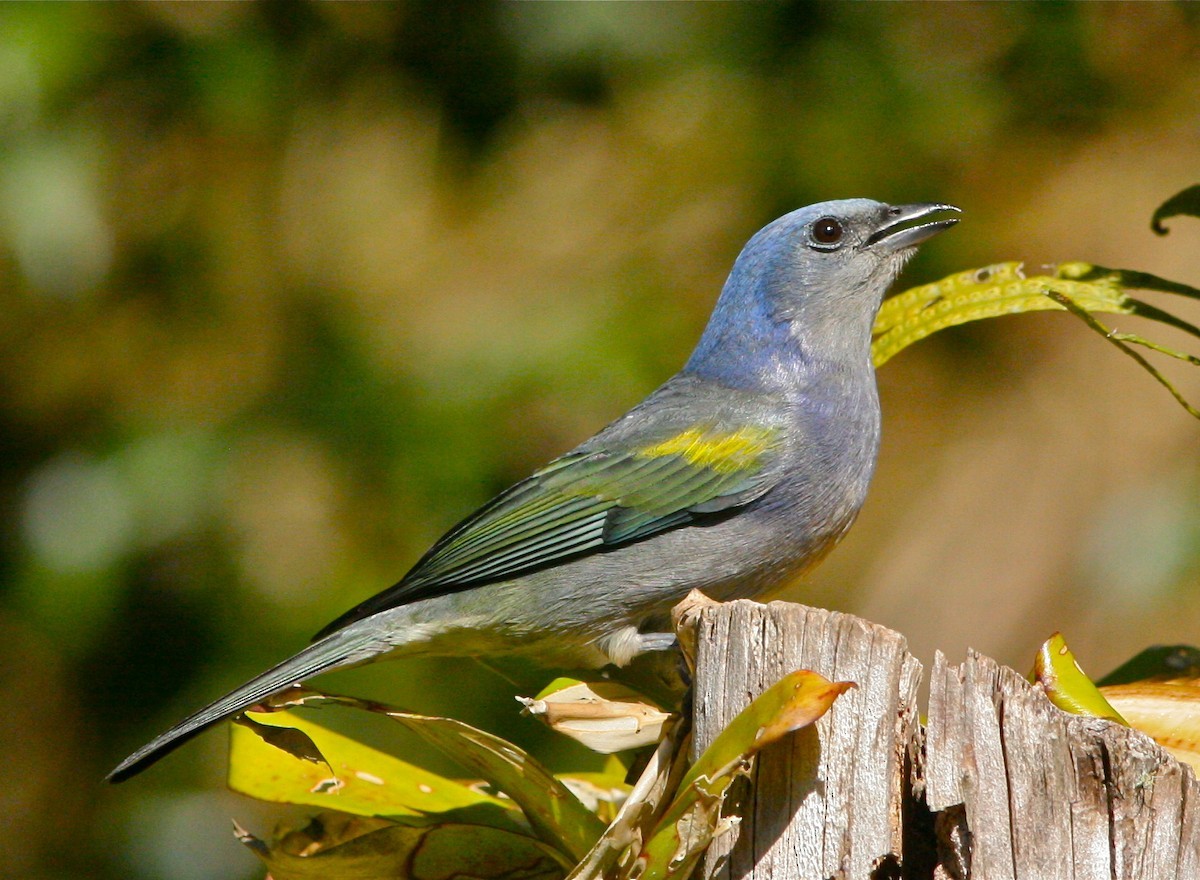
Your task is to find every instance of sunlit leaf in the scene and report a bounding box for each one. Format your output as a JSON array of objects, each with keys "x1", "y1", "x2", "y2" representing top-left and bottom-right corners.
[
  {"x1": 229, "y1": 709, "x2": 522, "y2": 829},
  {"x1": 632, "y1": 670, "x2": 853, "y2": 880},
  {"x1": 1030, "y1": 639, "x2": 1200, "y2": 773},
  {"x1": 519, "y1": 679, "x2": 674, "y2": 754},
  {"x1": 872, "y1": 262, "x2": 1131, "y2": 367},
  {"x1": 678, "y1": 669, "x2": 853, "y2": 794},
  {"x1": 1101, "y1": 680, "x2": 1200, "y2": 773},
  {"x1": 235, "y1": 811, "x2": 568, "y2": 880},
  {"x1": 874, "y1": 261, "x2": 1200, "y2": 419},
  {"x1": 1151, "y1": 184, "x2": 1200, "y2": 235},
  {"x1": 1031, "y1": 633, "x2": 1126, "y2": 724},
  {"x1": 264, "y1": 689, "x2": 606, "y2": 864}
]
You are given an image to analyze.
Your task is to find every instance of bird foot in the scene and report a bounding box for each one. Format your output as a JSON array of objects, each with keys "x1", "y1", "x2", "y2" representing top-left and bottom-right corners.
[
  {"x1": 598, "y1": 627, "x2": 678, "y2": 666},
  {"x1": 637, "y1": 631, "x2": 679, "y2": 653}
]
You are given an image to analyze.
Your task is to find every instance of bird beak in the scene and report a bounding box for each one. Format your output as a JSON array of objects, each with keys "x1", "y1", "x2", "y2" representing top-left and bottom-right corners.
[{"x1": 867, "y1": 203, "x2": 961, "y2": 251}]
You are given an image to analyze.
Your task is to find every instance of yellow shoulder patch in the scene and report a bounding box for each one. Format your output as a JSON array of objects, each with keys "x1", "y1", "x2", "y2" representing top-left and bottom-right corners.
[{"x1": 635, "y1": 426, "x2": 777, "y2": 474}]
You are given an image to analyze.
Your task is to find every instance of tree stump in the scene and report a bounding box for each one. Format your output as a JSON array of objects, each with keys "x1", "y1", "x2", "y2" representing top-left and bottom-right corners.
[
  {"x1": 926, "y1": 650, "x2": 1200, "y2": 879},
  {"x1": 685, "y1": 598, "x2": 1200, "y2": 880},
  {"x1": 689, "y1": 599, "x2": 922, "y2": 879}
]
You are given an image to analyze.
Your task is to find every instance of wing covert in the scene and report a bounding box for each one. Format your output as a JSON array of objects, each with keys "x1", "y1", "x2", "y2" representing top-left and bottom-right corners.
[{"x1": 312, "y1": 423, "x2": 781, "y2": 639}]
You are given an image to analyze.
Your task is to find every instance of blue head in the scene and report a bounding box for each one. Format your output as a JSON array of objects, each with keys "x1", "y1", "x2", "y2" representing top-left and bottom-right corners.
[{"x1": 686, "y1": 199, "x2": 959, "y2": 390}]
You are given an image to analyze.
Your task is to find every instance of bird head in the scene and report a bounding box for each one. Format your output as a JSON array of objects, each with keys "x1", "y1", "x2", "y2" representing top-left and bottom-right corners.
[
  {"x1": 752, "y1": 199, "x2": 961, "y2": 324},
  {"x1": 687, "y1": 199, "x2": 959, "y2": 386}
]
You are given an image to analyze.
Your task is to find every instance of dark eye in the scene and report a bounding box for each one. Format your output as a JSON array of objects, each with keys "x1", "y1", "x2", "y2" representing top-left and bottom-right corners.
[{"x1": 811, "y1": 217, "x2": 843, "y2": 246}]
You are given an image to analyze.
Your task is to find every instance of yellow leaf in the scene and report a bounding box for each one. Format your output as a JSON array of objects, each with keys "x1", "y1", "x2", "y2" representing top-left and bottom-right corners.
[
  {"x1": 633, "y1": 669, "x2": 853, "y2": 880},
  {"x1": 229, "y1": 709, "x2": 519, "y2": 828},
  {"x1": 1030, "y1": 633, "x2": 1126, "y2": 724},
  {"x1": 1102, "y1": 680, "x2": 1200, "y2": 773}
]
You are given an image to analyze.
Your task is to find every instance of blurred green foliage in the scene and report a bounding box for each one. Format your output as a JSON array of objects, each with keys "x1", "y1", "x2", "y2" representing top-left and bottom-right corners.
[{"x1": 2, "y1": 3, "x2": 1199, "y2": 879}]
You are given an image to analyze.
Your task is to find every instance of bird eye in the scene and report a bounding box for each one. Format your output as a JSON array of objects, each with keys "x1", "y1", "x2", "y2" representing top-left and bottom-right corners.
[{"x1": 811, "y1": 217, "x2": 844, "y2": 246}]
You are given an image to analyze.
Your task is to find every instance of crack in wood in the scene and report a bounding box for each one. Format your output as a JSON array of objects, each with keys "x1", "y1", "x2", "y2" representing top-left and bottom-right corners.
[{"x1": 684, "y1": 598, "x2": 1200, "y2": 880}]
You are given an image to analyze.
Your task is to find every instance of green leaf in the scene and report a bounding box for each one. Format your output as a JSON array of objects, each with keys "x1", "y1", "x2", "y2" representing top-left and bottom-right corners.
[
  {"x1": 263, "y1": 689, "x2": 607, "y2": 865},
  {"x1": 871, "y1": 262, "x2": 1132, "y2": 367},
  {"x1": 678, "y1": 669, "x2": 853, "y2": 795},
  {"x1": 1083, "y1": 265, "x2": 1200, "y2": 303},
  {"x1": 235, "y1": 811, "x2": 567, "y2": 880},
  {"x1": 874, "y1": 261, "x2": 1200, "y2": 420},
  {"x1": 1031, "y1": 633, "x2": 1126, "y2": 724},
  {"x1": 1151, "y1": 184, "x2": 1200, "y2": 235},
  {"x1": 632, "y1": 669, "x2": 854, "y2": 880},
  {"x1": 1097, "y1": 645, "x2": 1200, "y2": 687},
  {"x1": 381, "y1": 709, "x2": 608, "y2": 864},
  {"x1": 228, "y1": 709, "x2": 521, "y2": 830},
  {"x1": 1042, "y1": 291, "x2": 1200, "y2": 420}
]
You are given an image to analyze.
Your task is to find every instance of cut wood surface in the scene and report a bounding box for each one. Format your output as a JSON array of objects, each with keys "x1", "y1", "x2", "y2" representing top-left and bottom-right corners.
[
  {"x1": 925, "y1": 649, "x2": 1200, "y2": 880},
  {"x1": 688, "y1": 598, "x2": 922, "y2": 880},
  {"x1": 682, "y1": 597, "x2": 1200, "y2": 880}
]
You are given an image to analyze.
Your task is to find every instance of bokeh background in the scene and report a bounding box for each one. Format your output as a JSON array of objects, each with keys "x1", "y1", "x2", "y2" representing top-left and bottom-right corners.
[{"x1": 3, "y1": 3, "x2": 1199, "y2": 878}]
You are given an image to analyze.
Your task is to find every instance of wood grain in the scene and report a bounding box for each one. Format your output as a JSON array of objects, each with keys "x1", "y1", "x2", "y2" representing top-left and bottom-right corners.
[
  {"x1": 926, "y1": 649, "x2": 1200, "y2": 879},
  {"x1": 689, "y1": 599, "x2": 921, "y2": 880},
  {"x1": 684, "y1": 598, "x2": 1200, "y2": 879}
]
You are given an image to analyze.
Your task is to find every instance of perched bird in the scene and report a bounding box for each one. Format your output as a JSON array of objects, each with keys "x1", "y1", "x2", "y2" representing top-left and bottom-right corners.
[{"x1": 108, "y1": 199, "x2": 959, "y2": 782}]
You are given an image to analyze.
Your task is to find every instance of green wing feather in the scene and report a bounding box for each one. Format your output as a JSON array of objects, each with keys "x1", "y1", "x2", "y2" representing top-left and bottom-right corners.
[{"x1": 312, "y1": 423, "x2": 780, "y2": 640}]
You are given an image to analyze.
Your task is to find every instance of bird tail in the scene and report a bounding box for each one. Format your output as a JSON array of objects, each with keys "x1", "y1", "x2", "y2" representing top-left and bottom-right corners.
[{"x1": 106, "y1": 623, "x2": 385, "y2": 783}]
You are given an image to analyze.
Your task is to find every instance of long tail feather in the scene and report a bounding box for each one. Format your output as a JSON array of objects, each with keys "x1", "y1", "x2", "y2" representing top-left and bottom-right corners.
[{"x1": 107, "y1": 624, "x2": 382, "y2": 783}]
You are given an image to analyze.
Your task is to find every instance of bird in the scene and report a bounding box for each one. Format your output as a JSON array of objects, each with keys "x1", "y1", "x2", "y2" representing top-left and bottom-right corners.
[{"x1": 108, "y1": 198, "x2": 959, "y2": 783}]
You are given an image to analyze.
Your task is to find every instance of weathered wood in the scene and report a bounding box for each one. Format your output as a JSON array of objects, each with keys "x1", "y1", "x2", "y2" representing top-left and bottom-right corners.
[
  {"x1": 689, "y1": 599, "x2": 923, "y2": 880},
  {"x1": 925, "y1": 649, "x2": 1200, "y2": 879},
  {"x1": 686, "y1": 599, "x2": 1200, "y2": 880}
]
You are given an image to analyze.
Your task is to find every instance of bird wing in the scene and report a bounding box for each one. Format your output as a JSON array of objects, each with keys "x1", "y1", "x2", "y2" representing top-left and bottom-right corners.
[{"x1": 312, "y1": 420, "x2": 782, "y2": 639}]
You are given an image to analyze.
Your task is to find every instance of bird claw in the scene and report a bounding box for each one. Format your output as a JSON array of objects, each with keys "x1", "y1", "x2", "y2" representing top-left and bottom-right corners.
[
  {"x1": 598, "y1": 627, "x2": 679, "y2": 666},
  {"x1": 637, "y1": 632, "x2": 679, "y2": 653}
]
